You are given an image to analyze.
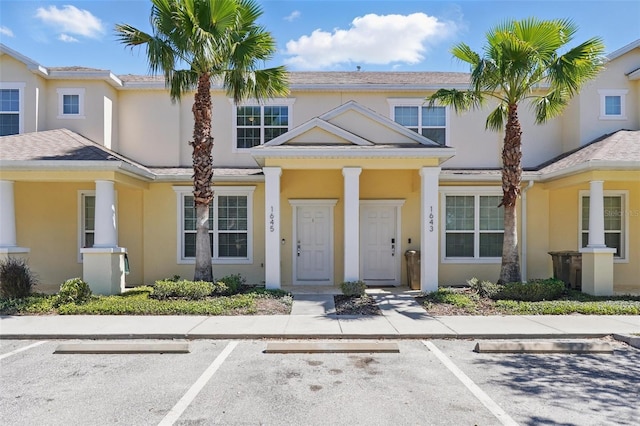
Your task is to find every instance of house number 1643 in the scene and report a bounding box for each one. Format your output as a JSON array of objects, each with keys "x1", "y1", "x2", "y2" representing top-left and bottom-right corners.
[{"x1": 428, "y1": 206, "x2": 434, "y2": 232}]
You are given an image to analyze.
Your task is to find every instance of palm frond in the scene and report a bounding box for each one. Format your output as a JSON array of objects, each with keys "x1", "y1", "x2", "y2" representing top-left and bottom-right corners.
[
  {"x1": 426, "y1": 89, "x2": 484, "y2": 114},
  {"x1": 486, "y1": 104, "x2": 507, "y2": 132}
]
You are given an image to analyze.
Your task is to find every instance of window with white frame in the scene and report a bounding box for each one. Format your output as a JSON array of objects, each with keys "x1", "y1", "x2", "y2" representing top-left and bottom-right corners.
[
  {"x1": 598, "y1": 89, "x2": 627, "y2": 120},
  {"x1": 232, "y1": 99, "x2": 294, "y2": 150},
  {"x1": 175, "y1": 186, "x2": 255, "y2": 263},
  {"x1": 57, "y1": 88, "x2": 85, "y2": 118},
  {"x1": 442, "y1": 191, "x2": 504, "y2": 261},
  {"x1": 580, "y1": 192, "x2": 626, "y2": 259},
  {"x1": 388, "y1": 99, "x2": 448, "y2": 145},
  {"x1": 0, "y1": 82, "x2": 24, "y2": 136}
]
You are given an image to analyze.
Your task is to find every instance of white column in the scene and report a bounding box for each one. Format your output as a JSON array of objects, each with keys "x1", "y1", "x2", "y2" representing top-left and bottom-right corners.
[
  {"x1": 0, "y1": 180, "x2": 29, "y2": 257},
  {"x1": 587, "y1": 180, "x2": 606, "y2": 247},
  {"x1": 0, "y1": 181, "x2": 17, "y2": 247},
  {"x1": 343, "y1": 167, "x2": 362, "y2": 282},
  {"x1": 264, "y1": 167, "x2": 282, "y2": 289},
  {"x1": 94, "y1": 180, "x2": 118, "y2": 248},
  {"x1": 420, "y1": 167, "x2": 441, "y2": 293}
]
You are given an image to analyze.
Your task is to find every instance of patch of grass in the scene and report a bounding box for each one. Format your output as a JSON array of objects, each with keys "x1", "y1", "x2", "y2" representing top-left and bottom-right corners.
[
  {"x1": 424, "y1": 288, "x2": 476, "y2": 308},
  {"x1": 1, "y1": 286, "x2": 292, "y2": 316},
  {"x1": 495, "y1": 300, "x2": 640, "y2": 315}
]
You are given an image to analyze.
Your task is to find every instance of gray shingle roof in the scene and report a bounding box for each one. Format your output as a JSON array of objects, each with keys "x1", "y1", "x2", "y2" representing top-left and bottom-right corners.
[
  {"x1": 0, "y1": 128, "x2": 150, "y2": 171},
  {"x1": 118, "y1": 71, "x2": 471, "y2": 88},
  {"x1": 537, "y1": 130, "x2": 640, "y2": 174}
]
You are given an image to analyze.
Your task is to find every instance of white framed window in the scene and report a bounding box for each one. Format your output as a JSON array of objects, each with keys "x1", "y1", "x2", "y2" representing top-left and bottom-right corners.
[
  {"x1": 77, "y1": 191, "x2": 95, "y2": 262},
  {"x1": 579, "y1": 190, "x2": 628, "y2": 261},
  {"x1": 174, "y1": 186, "x2": 255, "y2": 264},
  {"x1": 440, "y1": 187, "x2": 503, "y2": 263},
  {"x1": 598, "y1": 89, "x2": 627, "y2": 120},
  {"x1": 0, "y1": 82, "x2": 25, "y2": 136},
  {"x1": 57, "y1": 88, "x2": 85, "y2": 118},
  {"x1": 388, "y1": 98, "x2": 448, "y2": 145},
  {"x1": 231, "y1": 98, "x2": 295, "y2": 151}
]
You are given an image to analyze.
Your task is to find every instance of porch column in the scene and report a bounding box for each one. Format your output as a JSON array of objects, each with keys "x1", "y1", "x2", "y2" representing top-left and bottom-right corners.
[
  {"x1": 579, "y1": 180, "x2": 615, "y2": 296},
  {"x1": 419, "y1": 167, "x2": 440, "y2": 293},
  {"x1": 343, "y1": 167, "x2": 362, "y2": 282},
  {"x1": 0, "y1": 180, "x2": 29, "y2": 259},
  {"x1": 81, "y1": 180, "x2": 126, "y2": 295},
  {"x1": 264, "y1": 167, "x2": 282, "y2": 289}
]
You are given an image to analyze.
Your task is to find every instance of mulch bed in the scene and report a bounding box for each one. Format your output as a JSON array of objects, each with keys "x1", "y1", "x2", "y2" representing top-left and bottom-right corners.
[{"x1": 334, "y1": 295, "x2": 383, "y2": 315}]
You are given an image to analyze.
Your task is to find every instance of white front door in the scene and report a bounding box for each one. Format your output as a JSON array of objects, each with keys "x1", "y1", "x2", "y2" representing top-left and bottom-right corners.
[
  {"x1": 293, "y1": 202, "x2": 335, "y2": 284},
  {"x1": 360, "y1": 203, "x2": 402, "y2": 285}
]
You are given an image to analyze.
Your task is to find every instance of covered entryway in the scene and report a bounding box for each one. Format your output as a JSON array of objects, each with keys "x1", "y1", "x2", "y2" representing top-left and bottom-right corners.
[
  {"x1": 360, "y1": 201, "x2": 403, "y2": 285},
  {"x1": 291, "y1": 200, "x2": 336, "y2": 284}
]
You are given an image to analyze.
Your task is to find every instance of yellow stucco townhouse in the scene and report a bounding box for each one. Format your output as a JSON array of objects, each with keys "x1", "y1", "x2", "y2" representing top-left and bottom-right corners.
[{"x1": 1, "y1": 40, "x2": 639, "y2": 296}]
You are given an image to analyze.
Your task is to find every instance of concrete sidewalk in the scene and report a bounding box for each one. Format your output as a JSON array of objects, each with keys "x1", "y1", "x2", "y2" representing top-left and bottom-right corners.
[{"x1": 1, "y1": 291, "x2": 639, "y2": 340}]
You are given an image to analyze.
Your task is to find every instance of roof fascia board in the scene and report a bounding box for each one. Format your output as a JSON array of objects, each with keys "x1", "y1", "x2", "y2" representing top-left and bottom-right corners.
[
  {"x1": 541, "y1": 160, "x2": 640, "y2": 181},
  {"x1": 606, "y1": 39, "x2": 640, "y2": 62},
  {"x1": 439, "y1": 171, "x2": 541, "y2": 182},
  {"x1": 0, "y1": 160, "x2": 154, "y2": 180},
  {"x1": 252, "y1": 147, "x2": 455, "y2": 160},
  {"x1": 47, "y1": 70, "x2": 123, "y2": 88}
]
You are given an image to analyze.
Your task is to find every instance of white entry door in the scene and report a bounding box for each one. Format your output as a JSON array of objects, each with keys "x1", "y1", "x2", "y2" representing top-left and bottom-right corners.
[
  {"x1": 360, "y1": 203, "x2": 402, "y2": 285},
  {"x1": 293, "y1": 203, "x2": 334, "y2": 284}
]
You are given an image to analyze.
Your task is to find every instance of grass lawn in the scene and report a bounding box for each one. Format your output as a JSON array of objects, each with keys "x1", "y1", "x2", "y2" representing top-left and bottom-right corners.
[
  {"x1": 419, "y1": 287, "x2": 640, "y2": 315},
  {"x1": 0, "y1": 286, "x2": 292, "y2": 316}
]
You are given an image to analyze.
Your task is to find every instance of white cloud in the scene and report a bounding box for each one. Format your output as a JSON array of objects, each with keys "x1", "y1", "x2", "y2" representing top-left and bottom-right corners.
[
  {"x1": 284, "y1": 13, "x2": 458, "y2": 69},
  {"x1": 58, "y1": 33, "x2": 79, "y2": 43},
  {"x1": 284, "y1": 11, "x2": 301, "y2": 22},
  {"x1": 0, "y1": 26, "x2": 14, "y2": 37},
  {"x1": 35, "y1": 5, "x2": 105, "y2": 39}
]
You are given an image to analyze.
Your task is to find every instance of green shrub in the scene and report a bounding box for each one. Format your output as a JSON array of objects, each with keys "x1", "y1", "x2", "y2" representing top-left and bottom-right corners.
[
  {"x1": 495, "y1": 278, "x2": 565, "y2": 302},
  {"x1": 0, "y1": 257, "x2": 38, "y2": 299},
  {"x1": 151, "y1": 279, "x2": 213, "y2": 300},
  {"x1": 467, "y1": 277, "x2": 502, "y2": 299},
  {"x1": 214, "y1": 274, "x2": 245, "y2": 295},
  {"x1": 340, "y1": 280, "x2": 367, "y2": 297},
  {"x1": 57, "y1": 278, "x2": 92, "y2": 305}
]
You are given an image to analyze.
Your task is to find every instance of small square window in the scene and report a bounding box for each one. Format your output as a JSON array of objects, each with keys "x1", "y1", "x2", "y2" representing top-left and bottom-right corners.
[
  {"x1": 598, "y1": 89, "x2": 627, "y2": 120},
  {"x1": 57, "y1": 88, "x2": 85, "y2": 118}
]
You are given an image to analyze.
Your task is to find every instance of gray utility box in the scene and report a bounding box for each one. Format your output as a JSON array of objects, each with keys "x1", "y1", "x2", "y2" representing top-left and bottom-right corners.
[
  {"x1": 548, "y1": 251, "x2": 582, "y2": 290},
  {"x1": 405, "y1": 250, "x2": 421, "y2": 290}
]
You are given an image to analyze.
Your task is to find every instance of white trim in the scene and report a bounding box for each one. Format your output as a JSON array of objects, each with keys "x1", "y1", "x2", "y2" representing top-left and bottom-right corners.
[
  {"x1": 387, "y1": 98, "x2": 450, "y2": 146},
  {"x1": 56, "y1": 88, "x2": 85, "y2": 119},
  {"x1": 578, "y1": 189, "x2": 629, "y2": 263},
  {"x1": 420, "y1": 167, "x2": 440, "y2": 292},
  {"x1": 77, "y1": 190, "x2": 95, "y2": 263},
  {"x1": 343, "y1": 167, "x2": 362, "y2": 282},
  {"x1": 172, "y1": 186, "x2": 255, "y2": 265},
  {"x1": 265, "y1": 117, "x2": 374, "y2": 146},
  {"x1": 230, "y1": 98, "x2": 295, "y2": 153},
  {"x1": 439, "y1": 187, "x2": 504, "y2": 264},
  {"x1": 289, "y1": 199, "x2": 338, "y2": 285},
  {"x1": 0, "y1": 82, "x2": 25, "y2": 135},
  {"x1": 598, "y1": 89, "x2": 628, "y2": 120},
  {"x1": 359, "y1": 200, "x2": 405, "y2": 286}
]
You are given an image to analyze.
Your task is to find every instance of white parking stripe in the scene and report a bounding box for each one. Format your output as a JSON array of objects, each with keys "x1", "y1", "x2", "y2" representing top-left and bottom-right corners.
[
  {"x1": 423, "y1": 341, "x2": 519, "y2": 426},
  {"x1": 0, "y1": 341, "x2": 47, "y2": 360},
  {"x1": 158, "y1": 341, "x2": 238, "y2": 426}
]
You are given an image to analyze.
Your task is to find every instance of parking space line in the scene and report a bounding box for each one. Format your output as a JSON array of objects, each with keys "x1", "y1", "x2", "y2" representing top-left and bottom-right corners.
[
  {"x1": 158, "y1": 341, "x2": 238, "y2": 426},
  {"x1": 0, "y1": 341, "x2": 47, "y2": 361},
  {"x1": 423, "y1": 341, "x2": 518, "y2": 426}
]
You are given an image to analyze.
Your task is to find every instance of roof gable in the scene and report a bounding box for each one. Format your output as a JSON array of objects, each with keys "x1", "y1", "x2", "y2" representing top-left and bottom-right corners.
[{"x1": 264, "y1": 100, "x2": 439, "y2": 148}]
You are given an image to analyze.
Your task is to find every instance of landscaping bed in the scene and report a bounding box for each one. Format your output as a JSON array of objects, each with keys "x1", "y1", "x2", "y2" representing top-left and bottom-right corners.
[{"x1": 334, "y1": 295, "x2": 382, "y2": 316}]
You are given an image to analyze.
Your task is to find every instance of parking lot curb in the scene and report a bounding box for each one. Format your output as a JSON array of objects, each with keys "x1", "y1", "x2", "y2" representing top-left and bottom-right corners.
[{"x1": 613, "y1": 333, "x2": 640, "y2": 349}]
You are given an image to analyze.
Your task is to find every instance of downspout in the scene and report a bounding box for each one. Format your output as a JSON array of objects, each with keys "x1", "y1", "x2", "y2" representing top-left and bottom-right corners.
[{"x1": 521, "y1": 180, "x2": 535, "y2": 282}]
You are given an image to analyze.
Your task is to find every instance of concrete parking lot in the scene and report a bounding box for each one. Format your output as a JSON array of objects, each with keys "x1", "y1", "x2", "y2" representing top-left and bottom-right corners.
[{"x1": 1, "y1": 338, "x2": 639, "y2": 425}]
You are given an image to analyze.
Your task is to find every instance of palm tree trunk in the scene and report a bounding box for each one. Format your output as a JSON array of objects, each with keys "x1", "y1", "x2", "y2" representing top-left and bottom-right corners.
[
  {"x1": 499, "y1": 103, "x2": 522, "y2": 283},
  {"x1": 192, "y1": 72, "x2": 214, "y2": 282}
]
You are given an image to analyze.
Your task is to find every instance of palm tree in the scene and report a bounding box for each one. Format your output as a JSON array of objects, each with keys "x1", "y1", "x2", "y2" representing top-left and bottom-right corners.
[
  {"x1": 116, "y1": 0, "x2": 289, "y2": 281},
  {"x1": 428, "y1": 18, "x2": 604, "y2": 283}
]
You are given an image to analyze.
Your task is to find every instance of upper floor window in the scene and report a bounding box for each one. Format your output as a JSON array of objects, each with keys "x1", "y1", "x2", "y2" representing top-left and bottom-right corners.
[
  {"x1": 580, "y1": 191, "x2": 627, "y2": 261},
  {"x1": 0, "y1": 82, "x2": 25, "y2": 136},
  {"x1": 232, "y1": 99, "x2": 295, "y2": 151},
  {"x1": 441, "y1": 189, "x2": 503, "y2": 263},
  {"x1": 598, "y1": 89, "x2": 627, "y2": 120},
  {"x1": 57, "y1": 88, "x2": 85, "y2": 118},
  {"x1": 174, "y1": 186, "x2": 255, "y2": 264},
  {"x1": 388, "y1": 99, "x2": 448, "y2": 145}
]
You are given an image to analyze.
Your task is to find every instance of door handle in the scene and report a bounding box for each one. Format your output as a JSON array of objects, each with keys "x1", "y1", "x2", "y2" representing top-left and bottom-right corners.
[
  {"x1": 391, "y1": 238, "x2": 395, "y2": 257},
  {"x1": 297, "y1": 241, "x2": 301, "y2": 257}
]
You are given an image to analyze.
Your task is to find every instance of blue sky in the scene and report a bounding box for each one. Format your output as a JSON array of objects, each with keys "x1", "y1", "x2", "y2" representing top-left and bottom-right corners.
[{"x1": 1, "y1": 0, "x2": 638, "y2": 75}]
